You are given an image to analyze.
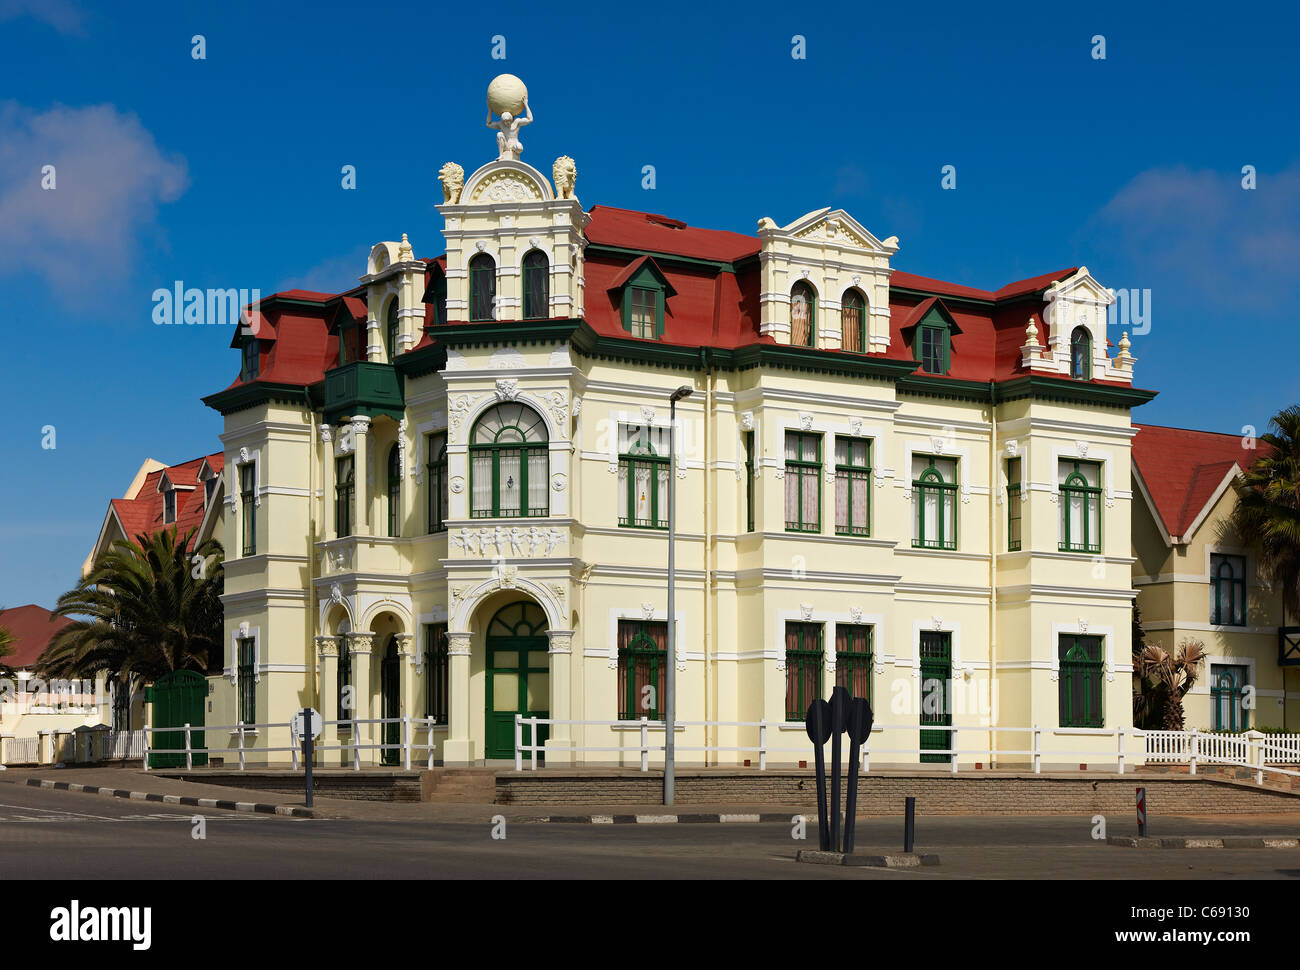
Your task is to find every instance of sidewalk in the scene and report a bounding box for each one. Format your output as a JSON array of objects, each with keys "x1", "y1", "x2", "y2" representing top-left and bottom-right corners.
[{"x1": 0, "y1": 765, "x2": 815, "y2": 822}]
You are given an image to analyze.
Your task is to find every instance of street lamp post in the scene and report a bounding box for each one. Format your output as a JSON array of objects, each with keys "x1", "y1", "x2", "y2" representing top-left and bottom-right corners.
[{"x1": 665, "y1": 383, "x2": 693, "y2": 806}]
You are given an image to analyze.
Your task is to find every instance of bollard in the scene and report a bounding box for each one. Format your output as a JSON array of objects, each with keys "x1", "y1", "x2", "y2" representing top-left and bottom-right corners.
[
  {"x1": 1136, "y1": 786, "x2": 1146, "y2": 837},
  {"x1": 904, "y1": 796, "x2": 916, "y2": 853}
]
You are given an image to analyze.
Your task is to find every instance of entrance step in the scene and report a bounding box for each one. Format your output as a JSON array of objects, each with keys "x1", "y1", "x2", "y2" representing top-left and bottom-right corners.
[{"x1": 421, "y1": 768, "x2": 499, "y2": 803}]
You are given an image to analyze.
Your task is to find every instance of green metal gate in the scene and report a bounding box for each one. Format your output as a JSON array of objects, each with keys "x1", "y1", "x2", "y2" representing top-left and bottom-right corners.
[
  {"x1": 381, "y1": 637, "x2": 400, "y2": 766},
  {"x1": 147, "y1": 670, "x2": 208, "y2": 768},
  {"x1": 919, "y1": 632, "x2": 952, "y2": 764},
  {"x1": 485, "y1": 602, "x2": 549, "y2": 760}
]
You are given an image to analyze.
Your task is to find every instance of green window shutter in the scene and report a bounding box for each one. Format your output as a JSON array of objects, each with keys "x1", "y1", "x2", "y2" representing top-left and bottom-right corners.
[
  {"x1": 1059, "y1": 635, "x2": 1104, "y2": 727},
  {"x1": 616, "y1": 620, "x2": 668, "y2": 719}
]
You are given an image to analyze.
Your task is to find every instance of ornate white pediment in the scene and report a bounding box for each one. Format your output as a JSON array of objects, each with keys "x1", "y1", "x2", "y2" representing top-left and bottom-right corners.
[
  {"x1": 765, "y1": 207, "x2": 900, "y2": 254},
  {"x1": 459, "y1": 160, "x2": 555, "y2": 205}
]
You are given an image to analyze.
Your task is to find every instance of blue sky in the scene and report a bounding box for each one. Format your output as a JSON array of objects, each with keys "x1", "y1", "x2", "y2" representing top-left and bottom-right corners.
[{"x1": 1, "y1": 0, "x2": 1297, "y2": 608}]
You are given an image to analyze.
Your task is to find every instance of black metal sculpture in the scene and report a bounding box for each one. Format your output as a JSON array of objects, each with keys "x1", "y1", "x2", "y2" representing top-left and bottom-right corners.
[{"x1": 804, "y1": 685, "x2": 874, "y2": 854}]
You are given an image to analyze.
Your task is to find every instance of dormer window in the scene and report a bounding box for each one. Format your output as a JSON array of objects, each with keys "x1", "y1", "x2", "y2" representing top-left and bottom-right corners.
[
  {"x1": 163, "y1": 486, "x2": 176, "y2": 525},
  {"x1": 611, "y1": 257, "x2": 673, "y2": 341},
  {"x1": 903, "y1": 300, "x2": 960, "y2": 376},
  {"x1": 1070, "y1": 327, "x2": 1092, "y2": 380},
  {"x1": 241, "y1": 340, "x2": 259, "y2": 381},
  {"x1": 919, "y1": 324, "x2": 947, "y2": 374},
  {"x1": 790, "y1": 282, "x2": 816, "y2": 347},
  {"x1": 626, "y1": 287, "x2": 659, "y2": 338},
  {"x1": 338, "y1": 320, "x2": 362, "y2": 366},
  {"x1": 204, "y1": 476, "x2": 217, "y2": 507}
]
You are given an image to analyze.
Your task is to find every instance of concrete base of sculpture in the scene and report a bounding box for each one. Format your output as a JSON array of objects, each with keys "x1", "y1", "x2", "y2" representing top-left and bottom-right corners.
[{"x1": 796, "y1": 849, "x2": 940, "y2": 868}]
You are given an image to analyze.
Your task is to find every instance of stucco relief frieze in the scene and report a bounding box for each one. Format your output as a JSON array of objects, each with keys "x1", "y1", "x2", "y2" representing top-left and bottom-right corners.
[{"x1": 449, "y1": 525, "x2": 564, "y2": 558}]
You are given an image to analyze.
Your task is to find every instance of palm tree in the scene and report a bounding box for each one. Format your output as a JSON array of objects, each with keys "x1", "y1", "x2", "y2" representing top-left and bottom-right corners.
[
  {"x1": 1133, "y1": 638, "x2": 1207, "y2": 731},
  {"x1": 0, "y1": 616, "x2": 14, "y2": 676},
  {"x1": 1230, "y1": 404, "x2": 1300, "y2": 629},
  {"x1": 39, "y1": 528, "x2": 224, "y2": 689}
]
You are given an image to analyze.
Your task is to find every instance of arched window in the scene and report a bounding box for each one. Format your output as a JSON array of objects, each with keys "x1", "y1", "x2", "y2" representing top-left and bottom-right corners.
[
  {"x1": 1058, "y1": 459, "x2": 1101, "y2": 552},
  {"x1": 470, "y1": 402, "x2": 549, "y2": 518},
  {"x1": 841, "y1": 288, "x2": 866, "y2": 353},
  {"x1": 386, "y1": 444, "x2": 401, "y2": 537},
  {"x1": 790, "y1": 282, "x2": 816, "y2": 347},
  {"x1": 470, "y1": 253, "x2": 496, "y2": 322},
  {"x1": 912, "y1": 456, "x2": 957, "y2": 550},
  {"x1": 386, "y1": 299, "x2": 399, "y2": 361},
  {"x1": 1070, "y1": 326, "x2": 1092, "y2": 380},
  {"x1": 522, "y1": 250, "x2": 549, "y2": 320}
]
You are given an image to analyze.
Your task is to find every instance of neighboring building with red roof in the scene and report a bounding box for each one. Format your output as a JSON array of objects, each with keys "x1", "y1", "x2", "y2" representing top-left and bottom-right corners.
[
  {"x1": 1131, "y1": 424, "x2": 1294, "y2": 732},
  {"x1": 84, "y1": 453, "x2": 225, "y2": 578},
  {"x1": 0, "y1": 605, "x2": 104, "y2": 754},
  {"x1": 191, "y1": 77, "x2": 1288, "y2": 769}
]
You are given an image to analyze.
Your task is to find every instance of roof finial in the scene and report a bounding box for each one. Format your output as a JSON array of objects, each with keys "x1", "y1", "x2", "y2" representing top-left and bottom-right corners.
[
  {"x1": 397, "y1": 233, "x2": 413, "y2": 262},
  {"x1": 1024, "y1": 315, "x2": 1041, "y2": 348}
]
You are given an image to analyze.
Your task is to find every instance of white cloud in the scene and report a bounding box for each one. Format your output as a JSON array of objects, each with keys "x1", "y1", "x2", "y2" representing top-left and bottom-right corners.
[
  {"x1": 275, "y1": 246, "x2": 370, "y2": 296},
  {"x1": 0, "y1": 101, "x2": 188, "y2": 299},
  {"x1": 1087, "y1": 164, "x2": 1300, "y2": 311},
  {"x1": 0, "y1": 0, "x2": 86, "y2": 34}
]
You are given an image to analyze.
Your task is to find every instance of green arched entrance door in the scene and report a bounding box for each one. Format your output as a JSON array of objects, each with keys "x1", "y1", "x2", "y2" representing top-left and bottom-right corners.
[
  {"x1": 485, "y1": 602, "x2": 549, "y2": 760},
  {"x1": 381, "y1": 636, "x2": 400, "y2": 766}
]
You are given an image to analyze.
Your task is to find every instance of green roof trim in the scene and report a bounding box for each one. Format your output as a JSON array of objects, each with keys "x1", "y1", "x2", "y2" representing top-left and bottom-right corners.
[
  {"x1": 585, "y1": 243, "x2": 756, "y2": 275},
  {"x1": 201, "y1": 380, "x2": 315, "y2": 416}
]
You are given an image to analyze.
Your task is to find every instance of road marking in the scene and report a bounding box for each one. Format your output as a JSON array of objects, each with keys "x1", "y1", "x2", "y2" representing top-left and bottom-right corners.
[{"x1": 0, "y1": 801, "x2": 121, "y2": 822}]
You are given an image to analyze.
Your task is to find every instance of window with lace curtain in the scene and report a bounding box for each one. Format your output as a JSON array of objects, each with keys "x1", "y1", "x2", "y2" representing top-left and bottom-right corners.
[
  {"x1": 470, "y1": 403, "x2": 549, "y2": 518},
  {"x1": 834, "y1": 436, "x2": 870, "y2": 536},
  {"x1": 617, "y1": 423, "x2": 670, "y2": 529}
]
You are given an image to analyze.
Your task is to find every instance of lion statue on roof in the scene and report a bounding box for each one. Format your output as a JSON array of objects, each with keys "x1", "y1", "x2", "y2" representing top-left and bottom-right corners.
[
  {"x1": 552, "y1": 156, "x2": 576, "y2": 200},
  {"x1": 438, "y1": 162, "x2": 465, "y2": 204}
]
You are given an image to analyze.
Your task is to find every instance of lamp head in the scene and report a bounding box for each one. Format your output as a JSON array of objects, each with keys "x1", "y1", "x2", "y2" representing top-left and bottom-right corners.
[{"x1": 670, "y1": 385, "x2": 694, "y2": 403}]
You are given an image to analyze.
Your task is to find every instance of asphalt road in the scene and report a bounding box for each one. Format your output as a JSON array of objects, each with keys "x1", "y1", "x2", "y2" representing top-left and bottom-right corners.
[{"x1": 3, "y1": 783, "x2": 1300, "y2": 879}]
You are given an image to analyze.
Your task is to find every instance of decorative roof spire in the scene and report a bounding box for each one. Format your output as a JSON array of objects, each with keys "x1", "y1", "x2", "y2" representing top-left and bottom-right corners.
[
  {"x1": 1024, "y1": 316, "x2": 1041, "y2": 348},
  {"x1": 397, "y1": 233, "x2": 413, "y2": 262}
]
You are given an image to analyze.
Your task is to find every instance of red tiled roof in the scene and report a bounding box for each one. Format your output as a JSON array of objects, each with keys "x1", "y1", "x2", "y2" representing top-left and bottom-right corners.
[
  {"x1": 106, "y1": 454, "x2": 224, "y2": 552},
  {"x1": 585, "y1": 206, "x2": 760, "y2": 263},
  {"x1": 206, "y1": 206, "x2": 1093, "y2": 391},
  {"x1": 0, "y1": 605, "x2": 73, "y2": 669},
  {"x1": 1132, "y1": 424, "x2": 1263, "y2": 539}
]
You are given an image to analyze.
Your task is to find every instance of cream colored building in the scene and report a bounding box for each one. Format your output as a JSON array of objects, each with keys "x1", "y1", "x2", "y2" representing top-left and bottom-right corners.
[
  {"x1": 1132, "y1": 424, "x2": 1300, "y2": 733},
  {"x1": 200, "y1": 81, "x2": 1164, "y2": 769}
]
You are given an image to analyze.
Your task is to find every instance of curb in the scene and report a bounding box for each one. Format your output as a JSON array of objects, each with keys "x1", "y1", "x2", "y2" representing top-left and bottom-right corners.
[
  {"x1": 1107, "y1": 835, "x2": 1300, "y2": 849},
  {"x1": 797, "y1": 849, "x2": 940, "y2": 868},
  {"x1": 23, "y1": 778, "x2": 313, "y2": 818},
  {"x1": 532, "y1": 812, "x2": 794, "y2": 824}
]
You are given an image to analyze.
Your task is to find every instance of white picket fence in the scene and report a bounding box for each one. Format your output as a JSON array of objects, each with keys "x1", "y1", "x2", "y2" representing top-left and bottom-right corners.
[
  {"x1": 138, "y1": 717, "x2": 444, "y2": 771},
  {"x1": 101, "y1": 730, "x2": 148, "y2": 761},
  {"x1": 512, "y1": 718, "x2": 1145, "y2": 773},
  {"x1": 512, "y1": 717, "x2": 1300, "y2": 786},
  {"x1": 2, "y1": 736, "x2": 39, "y2": 765},
  {"x1": 1144, "y1": 730, "x2": 1300, "y2": 766}
]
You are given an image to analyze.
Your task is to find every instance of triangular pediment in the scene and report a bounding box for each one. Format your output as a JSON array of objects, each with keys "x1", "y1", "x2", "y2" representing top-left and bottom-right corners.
[
  {"x1": 1044, "y1": 266, "x2": 1115, "y2": 306},
  {"x1": 774, "y1": 208, "x2": 898, "y2": 253}
]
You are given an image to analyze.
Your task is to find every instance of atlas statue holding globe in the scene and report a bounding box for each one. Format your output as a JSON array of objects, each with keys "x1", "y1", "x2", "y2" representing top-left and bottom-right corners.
[{"x1": 486, "y1": 74, "x2": 533, "y2": 161}]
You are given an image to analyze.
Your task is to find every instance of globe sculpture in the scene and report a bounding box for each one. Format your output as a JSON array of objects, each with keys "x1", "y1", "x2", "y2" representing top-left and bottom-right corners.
[{"x1": 487, "y1": 74, "x2": 528, "y2": 117}]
